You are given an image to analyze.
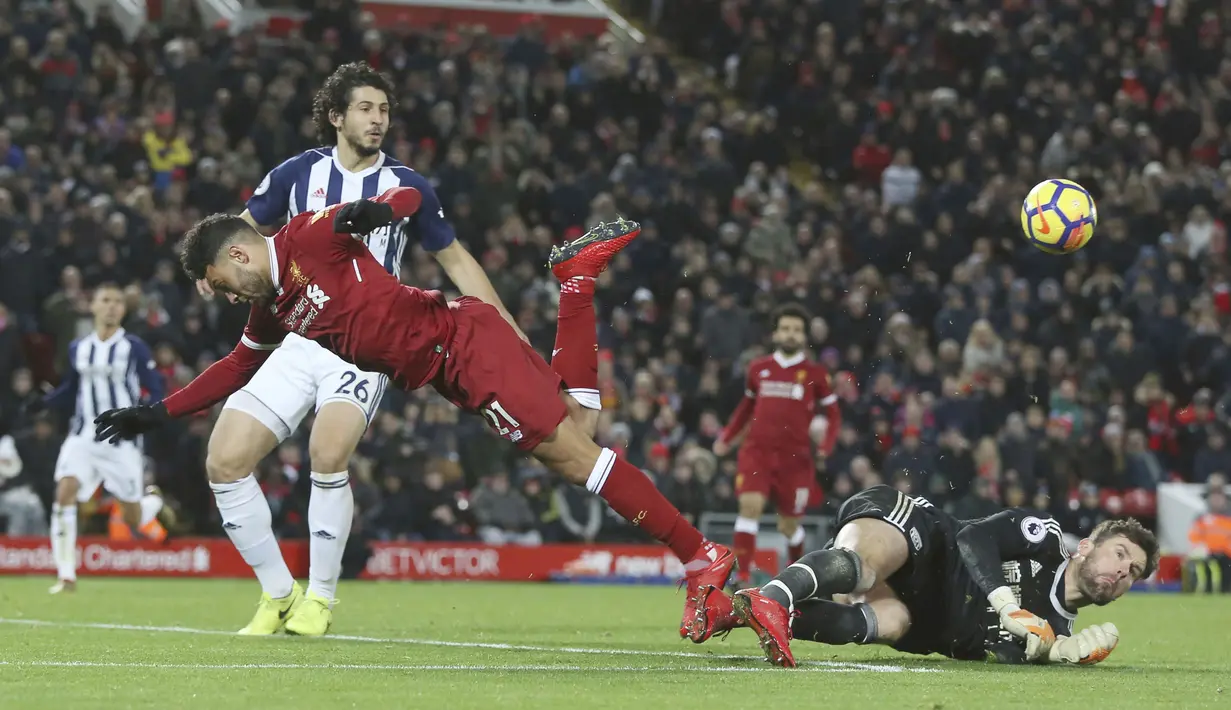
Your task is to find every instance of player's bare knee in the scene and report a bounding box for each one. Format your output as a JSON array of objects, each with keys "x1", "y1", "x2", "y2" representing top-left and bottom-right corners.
[
  {"x1": 205, "y1": 451, "x2": 250, "y2": 484},
  {"x1": 307, "y1": 441, "x2": 352, "y2": 474},
  {"x1": 207, "y1": 410, "x2": 278, "y2": 484},
  {"x1": 777, "y1": 516, "x2": 800, "y2": 538},
  {"x1": 865, "y1": 596, "x2": 912, "y2": 644},
  {"x1": 55, "y1": 477, "x2": 79, "y2": 506},
  {"x1": 738, "y1": 493, "x2": 766, "y2": 520},
  {"x1": 309, "y1": 402, "x2": 367, "y2": 473},
  {"x1": 834, "y1": 518, "x2": 909, "y2": 591},
  {"x1": 532, "y1": 417, "x2": 603, "y2": 485}
]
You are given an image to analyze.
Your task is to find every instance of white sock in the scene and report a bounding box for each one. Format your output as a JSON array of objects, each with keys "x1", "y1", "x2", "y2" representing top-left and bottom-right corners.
[
  {"x1": 50, "y1": 503, "x2": 77, "y2": 582},
  {"x1": 567, "y1": 388, "x2": 601, "y2": 410},
  {"x1": 139, "y1": 494, "x2": 163, "y2": 527},
  {"x1": 307, "y1": 471, "x2": 353, "y2": 603},
  {"x1": 734, "y1": 516, "x2": 760, "y2": 535},
  {"x1": 211, "y1": 474, "x2": 294, "y2": 599}
]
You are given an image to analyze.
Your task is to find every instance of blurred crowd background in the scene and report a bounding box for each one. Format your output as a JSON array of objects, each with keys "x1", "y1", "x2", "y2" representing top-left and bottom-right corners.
[{"x1": 2, "y1": 0, "x2": 1231, "y2": 552}]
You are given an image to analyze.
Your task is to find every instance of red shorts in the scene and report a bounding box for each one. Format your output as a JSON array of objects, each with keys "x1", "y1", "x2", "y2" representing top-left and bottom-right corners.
[
  {"x1": 735, "y1": 446, "x2": 818, "y2": 517},
  {"x1": 433, "y1": 297, "x2": 568, "y2": 451}
]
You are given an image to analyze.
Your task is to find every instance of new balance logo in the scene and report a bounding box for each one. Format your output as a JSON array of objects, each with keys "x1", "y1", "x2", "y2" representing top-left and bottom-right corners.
[
  {"x1": 312, "y1": 530, "x2": 337, "y2": 540},
  {"x1": 312, "y1": 187, "x2": 326, "y2": 198},
  {"x1": 306, "y1": 284, "x2": 330, "y2": 308}
]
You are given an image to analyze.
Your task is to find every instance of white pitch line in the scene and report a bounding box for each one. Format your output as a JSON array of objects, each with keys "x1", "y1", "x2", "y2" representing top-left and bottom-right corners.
[
  {"x1": 0, "y1": 618, "x2": 940, "y2": 673},
  {"x1": 0, "y1": 661, "x2": 866, "y2": 673}
]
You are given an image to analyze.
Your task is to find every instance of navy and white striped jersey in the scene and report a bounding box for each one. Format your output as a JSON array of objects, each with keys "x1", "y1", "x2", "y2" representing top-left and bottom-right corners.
[
  {"x1": 246, "y1": 147, "x2": 455, "y2": 279},
  {"x1": 44, "y1": 329, "x2": 165, "y2": 437}
]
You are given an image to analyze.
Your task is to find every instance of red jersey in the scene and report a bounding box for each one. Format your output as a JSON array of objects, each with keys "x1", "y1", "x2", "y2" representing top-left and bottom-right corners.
[
  {"x1": 719, "y1": 352, "x2": 840, "y2": 454},
  {"x1": 164, "y1": 188, "x2": 453, "y2": 416}
]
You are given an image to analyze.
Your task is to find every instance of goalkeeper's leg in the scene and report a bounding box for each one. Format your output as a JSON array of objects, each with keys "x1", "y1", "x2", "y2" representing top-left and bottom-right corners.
[
  {"x1": 792, "y1": 584, "x2": 913, "y2": 646},
  {"x1": 758, "y1": 517, "x2": 904, "y2": 612}
]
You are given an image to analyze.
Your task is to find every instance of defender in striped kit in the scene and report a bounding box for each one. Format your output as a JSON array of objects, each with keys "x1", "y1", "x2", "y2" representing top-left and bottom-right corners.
[
  {"x1": 195, "y1": 63, "x2": 632, "y2": 637},
  {"x1": 694, "y1": 485, "x2": 1158, "y2": 668},
  {"x1": 36, "y1": 284, "x2": 164, "y2": 593}
]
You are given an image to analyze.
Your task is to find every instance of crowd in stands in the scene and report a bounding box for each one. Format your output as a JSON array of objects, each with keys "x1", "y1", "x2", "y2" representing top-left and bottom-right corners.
[{"x1": 2, "y1": 0, "x2": 1231, "y2": 550}]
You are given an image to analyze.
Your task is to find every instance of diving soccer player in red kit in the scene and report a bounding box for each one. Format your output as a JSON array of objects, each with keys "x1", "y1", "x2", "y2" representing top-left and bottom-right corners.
[
  {"x1": 709, "y1": 304, "x2": 840, "y2": 605},
  {"x1": 94, "y1": 187, "x2": 735, "y2": 635}
]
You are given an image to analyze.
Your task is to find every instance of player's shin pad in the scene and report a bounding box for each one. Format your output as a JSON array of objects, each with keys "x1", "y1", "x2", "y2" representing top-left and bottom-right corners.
[
  {"x1": 762, "y1": 548, "x2": 863, "y2": 610},
  {"x1": 791, "y1": 600, "x2": 878, "y2": 645}
]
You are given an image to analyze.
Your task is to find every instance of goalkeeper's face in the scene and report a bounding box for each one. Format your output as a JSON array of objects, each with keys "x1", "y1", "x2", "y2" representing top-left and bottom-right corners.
[{"x1": 1075, "y1": 535, "x2": 1148, "y2": 606}]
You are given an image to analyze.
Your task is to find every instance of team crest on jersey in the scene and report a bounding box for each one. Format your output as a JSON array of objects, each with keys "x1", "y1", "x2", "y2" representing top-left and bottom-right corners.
[
  {"x1": 796, "y1": 369, "x2": 808, "y2": 383},
  {"x1": 1020, "y1": 516, "x2": 1048, "y2": 544},
  {"x1": 310, "y1": 205, "x2": 337, "y2": 225},
  {"x1": 288, "y1": 260, "x2": 309, "y2": 287}
]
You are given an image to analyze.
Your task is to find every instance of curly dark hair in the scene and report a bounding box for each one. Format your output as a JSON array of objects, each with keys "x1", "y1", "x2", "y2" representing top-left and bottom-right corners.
[
  {"x1": 178, "y1": 214, "x2": 252, "y2": 280},
  {"x1": 1090, "y1": 518, "x2": 1160, "y2": 579},
  {"x1": 311, "y1": 62, "x2": 398, "y2": 145},
  {"x1": 771, "y1": 302, "x2": 811, "y2": 330}
]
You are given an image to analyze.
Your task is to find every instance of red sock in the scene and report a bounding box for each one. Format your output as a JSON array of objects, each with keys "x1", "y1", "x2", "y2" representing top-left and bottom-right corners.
[
  {"x1": 733, "y1": 531, "x2": 756, "y2": 581},
  {"x1": 553, "y1": 278, "x2": 599, "y2": 407},
  {"x1": 589, "y1": 450, "x2": 703, "y2": 562},
  {"x1": 788, "y1": 527, "x2": 806, "y2": 564},
  {"x1": 788, "y1": 542, "x2": 806, "y2": 564}
]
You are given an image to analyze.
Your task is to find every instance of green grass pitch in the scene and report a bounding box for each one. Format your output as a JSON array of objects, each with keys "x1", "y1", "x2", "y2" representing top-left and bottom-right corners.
[{"x1": 0, "y1": 578, "x2": 1227, "y2": 709}]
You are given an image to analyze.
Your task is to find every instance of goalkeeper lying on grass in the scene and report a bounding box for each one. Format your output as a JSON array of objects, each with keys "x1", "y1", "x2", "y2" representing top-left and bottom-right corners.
[{"x1": 686, "y1": 485, "x2": 1157, "y2": 667}]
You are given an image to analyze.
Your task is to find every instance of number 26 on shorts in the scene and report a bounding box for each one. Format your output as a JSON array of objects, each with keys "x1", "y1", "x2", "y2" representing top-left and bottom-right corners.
[
  {"x1": 482, "y1": 400, "x2": 524, "y2": 443},
  {"x1": 335, "y1": 371, "x2": 370, "y2": 403}
]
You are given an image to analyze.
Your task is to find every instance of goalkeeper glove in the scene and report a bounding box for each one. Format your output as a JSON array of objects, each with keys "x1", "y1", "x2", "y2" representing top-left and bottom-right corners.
[
  {"x1": 1049, "y1": 622, "x2": 1119, "y2": 665},
  {"x1": 95, "y1": 403, "x2": 170, "y2": 444},
  {"x1": 989, "y1": 586, "x2": 1056, "y2": 661}
]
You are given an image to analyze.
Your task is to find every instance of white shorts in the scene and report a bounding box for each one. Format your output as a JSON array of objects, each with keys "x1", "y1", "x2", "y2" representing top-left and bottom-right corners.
[
  {"x1": 54, "y1": 435, "x2": 145, "y2": 503},
  {"x1": 222, "y1": 334, "x2": 388, "y2": 442}
]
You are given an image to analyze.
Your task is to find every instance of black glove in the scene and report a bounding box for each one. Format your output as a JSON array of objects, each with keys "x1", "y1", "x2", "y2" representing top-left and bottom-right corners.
[
  {"x1": 333, "y1": 199, "x2": 395, "y2": 235},
  {"x1": 95, "y1": 403, "x2": 170, "y2": 444}
]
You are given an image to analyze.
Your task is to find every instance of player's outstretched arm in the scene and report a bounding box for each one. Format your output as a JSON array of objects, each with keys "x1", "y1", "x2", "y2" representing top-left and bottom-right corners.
[
  {"x1": 956, "y1": 510, "x2": 1063, "y2": 661},
  {"x1": 95, "y1": 309, "x2": 285, "y2": 443},
  {"x1": 95, "y1": 342, "x2": 274, "y2": 443}
]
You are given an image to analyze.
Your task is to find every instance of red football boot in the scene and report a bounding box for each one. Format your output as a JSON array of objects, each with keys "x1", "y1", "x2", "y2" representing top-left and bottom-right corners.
[
  {"x1": 688, "y1": 584, "x2": 746, "y2": 643},
  {"x1": 678, "y1": 542, "x2": 735, "y2": 640},
  {"x1": 732, "y1": 588, "x2": 797, "y2": 668},
  {"x1": 549, "y1": 218, "x2": 641, "y2": 280}
]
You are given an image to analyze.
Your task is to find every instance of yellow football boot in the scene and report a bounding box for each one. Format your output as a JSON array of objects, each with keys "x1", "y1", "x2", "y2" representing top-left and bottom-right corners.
[
  {"x1": 237, "y1": 582, "x2": 304, "y2": 635},
  {"x1": 284, "y1": 591, "x2": 334, "y2": 636}
]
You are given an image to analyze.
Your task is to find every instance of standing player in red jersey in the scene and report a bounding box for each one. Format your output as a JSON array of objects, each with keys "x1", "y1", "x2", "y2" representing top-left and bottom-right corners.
[
  {"x1": 95, "y1": 187, "x2": 735, "y2": 635},
  {"x1": 710, "y1": 304, "x2": 840, "y2": 596}
]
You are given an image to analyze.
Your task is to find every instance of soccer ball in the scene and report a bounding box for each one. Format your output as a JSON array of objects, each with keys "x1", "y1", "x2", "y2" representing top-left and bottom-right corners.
[{"x1": 1020, "y1": 179, "x2": 1097, "y2": 254}]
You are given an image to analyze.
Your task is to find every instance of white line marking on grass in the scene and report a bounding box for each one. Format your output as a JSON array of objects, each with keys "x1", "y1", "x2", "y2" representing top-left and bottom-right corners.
[
  {"x1": 0, "y1": 618, "x2": 939, "y2": 673},
  {"x1": 0, "y1": 661, "x2": 874, "y2": 673}
]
